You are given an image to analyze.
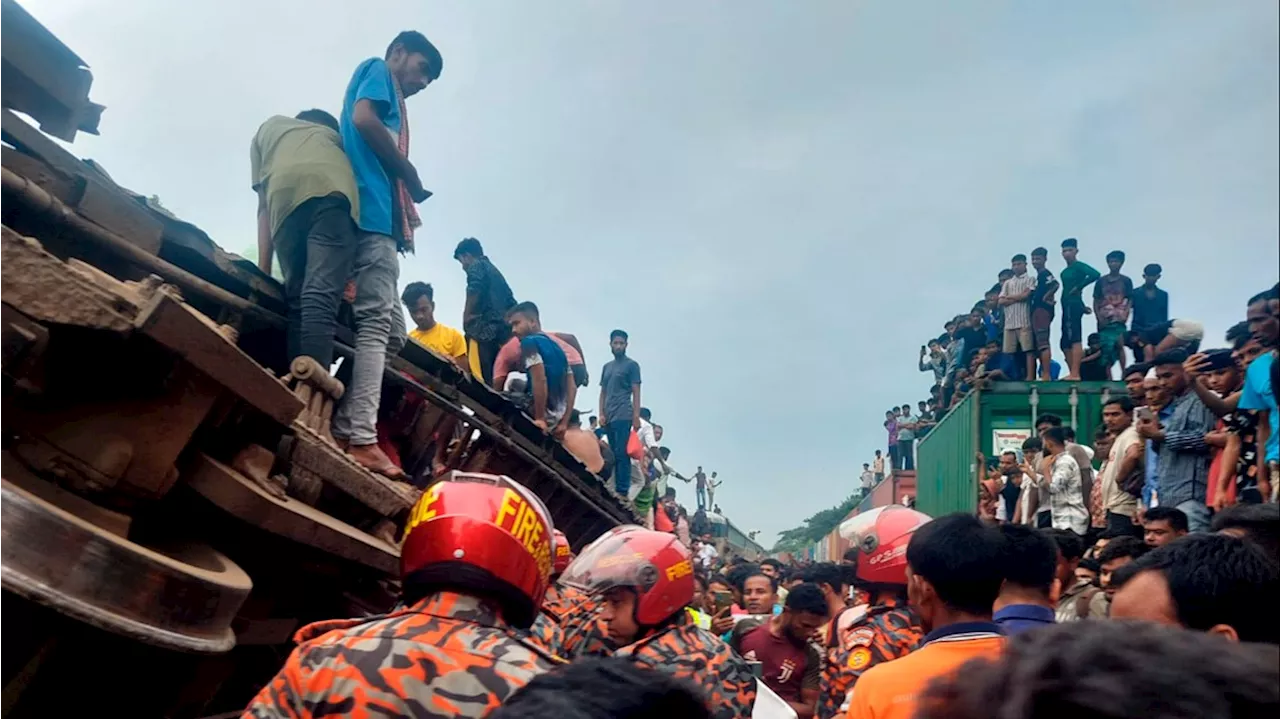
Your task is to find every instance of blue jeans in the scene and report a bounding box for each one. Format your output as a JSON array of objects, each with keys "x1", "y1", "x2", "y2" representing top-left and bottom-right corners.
[
  {"x1": 605, "y1": 420, "x2": 633, "y2": 496},
  {"x1": 331, "y1": 233, "x2": 399, "y2": 446},
  {"x1": 275, "y1": 195, "x2": 358, "y2": 366},
  {"x1": 696, "y1": 485, "x2": 707, "y2": 511},
  {"x1": 1176, "y1": 499, "x2": 1211, "y2": 533}
]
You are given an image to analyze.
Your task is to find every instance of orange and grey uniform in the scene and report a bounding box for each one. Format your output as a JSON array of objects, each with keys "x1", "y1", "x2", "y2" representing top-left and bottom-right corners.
[
  {"x1": 617, "y1": 612, "x2": 757, "y2": 719},
  {"x1": 243, "y1": 591, "x2": 558, "y2": 718},
  {"x1": 817, "y1": 597, "x2": 924, "y2": 719}
]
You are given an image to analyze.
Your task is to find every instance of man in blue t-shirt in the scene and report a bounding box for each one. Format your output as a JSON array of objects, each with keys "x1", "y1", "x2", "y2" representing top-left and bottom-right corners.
[
  {"x1": 1240, "y1": 288, "x2": 1279, "y2": 499},
  {"x1": 331, "y1": 31, "x2": 442, "y2": 479},
  {"x1": 505, "y1": 302, "x2": 575, "y2": 437}
]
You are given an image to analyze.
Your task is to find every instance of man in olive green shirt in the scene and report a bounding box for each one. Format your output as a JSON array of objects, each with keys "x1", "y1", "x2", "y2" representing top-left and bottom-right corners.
[
  {"x1": 250, "y1": 109, "x2": 360, "y2": 366},
  {"x1": 1059, "y1": 237, "x2": 1102, "y2": 380}
]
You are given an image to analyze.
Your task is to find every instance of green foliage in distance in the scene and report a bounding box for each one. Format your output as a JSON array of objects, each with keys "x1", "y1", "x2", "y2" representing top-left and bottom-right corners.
[{"x1": 771, "y1": 489, "x2": 864, "y2": 553}]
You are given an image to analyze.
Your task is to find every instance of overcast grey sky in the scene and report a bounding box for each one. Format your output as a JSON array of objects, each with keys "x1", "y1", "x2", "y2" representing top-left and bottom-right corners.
[{"x1": 25, "y1": 0, "x2": 1279, "y2": 546}]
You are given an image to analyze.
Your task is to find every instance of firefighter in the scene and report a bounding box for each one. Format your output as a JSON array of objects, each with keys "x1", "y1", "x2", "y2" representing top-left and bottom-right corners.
[
  {"x1": 556, "y1": 525, "x2": 645, "y2": 658},
  {"x1": 527, "y1": 528, "x2": 577, "y2": 653},
  {"x1": 816, "y1": 505, "x2": 930, "y2": 719},
  {"x1": 243, "y1": 472, "x2": 559, "y2": 718},
  {"x1": 560, "y1": 526, "x2": 758, "y2": 719}
]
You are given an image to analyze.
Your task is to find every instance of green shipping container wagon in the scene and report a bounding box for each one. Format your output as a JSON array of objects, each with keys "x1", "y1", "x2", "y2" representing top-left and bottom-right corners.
[{"x1": 915, "y1": 381, "x2": 1126, "y2": 518}]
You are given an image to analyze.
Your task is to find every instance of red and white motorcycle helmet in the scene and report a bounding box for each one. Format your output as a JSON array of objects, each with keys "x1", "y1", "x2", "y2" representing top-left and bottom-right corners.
[
  {"x1": 838, "y1": 505, "x2": 932, "y2": 586},
  {"x1": 560, "y1": 526, "x2": 694, "y2": 626}
]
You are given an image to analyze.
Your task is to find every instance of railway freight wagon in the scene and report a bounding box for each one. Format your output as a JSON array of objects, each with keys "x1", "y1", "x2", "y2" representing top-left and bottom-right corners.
[
  {"x1": 0, "y1": 3, "x2": 633, "y2": 715},
  {"x1": 914, "y1": 381, "x2": 1125, "y2": 518}
]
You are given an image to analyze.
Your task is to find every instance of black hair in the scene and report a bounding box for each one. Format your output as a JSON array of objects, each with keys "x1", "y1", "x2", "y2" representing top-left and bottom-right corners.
[
  {"x1": 1227, "y1": 321, "x2": 1253, "y2": 349},
  {"x1": 1211, "y1": 503, "x2": 1280, "y2": 562},
  {"x1": 801, "y1": 562, "x2": 845, "y2": 594},
  {"x1": 1106, "y1": 250, "x2": 1126, "y2": 262},
  {"x1": 490, "y1": 657, "x2": 713, "y2": 719},
  {"x1": 1047, "y1": 528, "x2": 1085, "y2": 562},
  {"x1": 841, "y1": 546, "x2": 861, "y2": 562},
  {"x1": 760, "y1": 558, "x2": 782, "y2": 570},
  {"x1": 997, "y1": 524, "x2": 1057, "y2": 597},
  {"x1": 639, "y1": 407, "x2": 652, "y2": 421},
  {"x1": 1062, "y1": 427, "x2": 1077, "y2": 442},
  {"x1": 1103, "y1": 395, "x2": 1135, "y2": 413},
  {"x1": 1093, "y1": 424, "x2": 1111, "y2": 442},
  {"x1": 784, "y1": 583, "x2": 831, "y2": 617},
  {"x1": 693, "y1": 572, "x2": 709, "y2": 593},
  {"x1": 505, "y1": 301, "x2": 540, "y2": 321},
  {"x1": 1097, "y1": 536, "x2": 1150, "y2": 565},
  {"x1": 736, "y1": 569, "x2": 778, "y2": 594},
  {"x1": 1042, "y1": 426, "x2": 1069, "y2": 447},
  {"x1": 610, "y1": 329, "x2": 629, "y2": 341},
  {"x1": 1021, "y1": 436, "x2": 1043, "y2": 453},
  {"x1": 401, "y1": 281, "x2": 433, "y2": 307},
  {"x1": 453, "y1": 236, "x2": 484, "y2": 259},
  {"x1": 985, "y1": 284, "x2": 1001, "y2": 296},
  {"x1": 906, "y1": 513, "x2": 1005, "y2": 615},
  {"x1": 1143, "y1": 506, "x2": 1189, "y2": 533},
  {"x1": 294, "y1": 108, "x2": 339, "y2": 132},
  {"x1": 568, "y1": 410, "x2": 582, "y2": 426},
  {"x1": 386, "y1": 30, "x2": 443, "y2": 81},
  {"x1": 1078, "y1": 557, "x2": 1100, "y2": 574},
  {"x1": 997, "y1": 269, "x2": 1014, "y2": 279},
  {"x1": 1031, "y1": 247, "x2": 1048, "y2": 257},
  {"x1": 658, "y1": 447, "x2": 671, "y2": 460},
  {"x1": 1036, "y1": 413, "x2": 1063, "y2": 428},
  {"x1": 1152, "y1": 349, "x2": 1190, "y2": 366},
  {"x1": 1144, "y1": 263, "x2": 1162, "y2": 275},
  {"x1": 1248, "y1": 284, "x2": 1280, "y2": 306},
  {"x1": 1114, "y1": 534, "x2": 1280, "y2": 644},
  {"x1": 1123, "y1": 362, "x2": 1150, "y2": 379},
  {"x1": 913, "y1": 621, "x2": 1280, "y2": 719},
  {"x1": 1011, "y1": 254, "x2": 1028, "y2": 262},
  {"x1": 1060, "y1": 237, "x2": 1078, "y2": 248},
  {"x1": 1087, "y1": 332, "x2": 1101, "y2": 343}
]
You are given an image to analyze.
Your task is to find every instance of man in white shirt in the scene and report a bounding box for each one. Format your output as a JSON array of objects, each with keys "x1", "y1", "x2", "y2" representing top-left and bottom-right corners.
[
  {"x1": 1017, "y1": 437, "x2": 1053, "y2": 528},
  {"x1": 1100, "y1": 396, "x2": 1143, "y2": 537},
  {"x1": 1043, "y1": 426, "x2": 1088, "y2": 535},
  {"x1": 860, "y1": 464, "x2": 875, "y2": 492},
  {"x1": 697, "y1": 539, "x2": 719, "y2": 569}
]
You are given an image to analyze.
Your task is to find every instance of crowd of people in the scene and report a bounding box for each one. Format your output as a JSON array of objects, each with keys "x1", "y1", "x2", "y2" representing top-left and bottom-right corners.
[
  {"x1": 243, "y1": 26, "x2": 1279, "y2": 719},
  {"x1": 243, "y1": 473, "x2": 1279, "y2": 719},
  {"x1": 251, "y1": 30, "x2": 720, "y2": 529}
]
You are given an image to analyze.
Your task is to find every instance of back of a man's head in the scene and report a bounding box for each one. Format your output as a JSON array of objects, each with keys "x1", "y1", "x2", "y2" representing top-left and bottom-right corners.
[
  {"x1": 801, "y1": 562, "x2": 847, "y2": 596},
  {"x1": 1212, "y1": 502, "x2": 1280, "y2": 564},
  {"x1": 1111, "y1": 534, "x2": 1280, "y2": 644},
  {"x1": 914, "y1": 621, "x2": 1279, "y2": 719},
  {"x1": 997, "y1": 524, "x2": 1058, "y2": 601},
  {"x1": 490, "y1": 657, "x2": 712, "y2": 719},
  {"x1": 907, "y1": 513, "x2": 1005, "y2": 619}
]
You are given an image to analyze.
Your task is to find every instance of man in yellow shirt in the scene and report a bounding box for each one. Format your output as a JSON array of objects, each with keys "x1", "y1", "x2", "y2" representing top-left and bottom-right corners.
[
  {"x1": 403, "y1": 282, "x2": 467, "y2": 371},
  {"x1": 846, "y1": 514, "x2": 1006, "y2": 719},
  {"x1": 402, "y1": 281, "x2": 467, "y2": 478}
]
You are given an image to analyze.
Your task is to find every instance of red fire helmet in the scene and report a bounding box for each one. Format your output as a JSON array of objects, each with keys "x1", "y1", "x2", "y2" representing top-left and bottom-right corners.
[
  {"x1": 552, "y1": 529, "x2": 574, "y2": 576},
  {"x1": 400, "y1": 472, "x2": 554, "y2": 629},
  {"x1": 560, "y1": 526, "x2": 694, "y2": 626},
  {"x1": 838, "y1": 505, "x2": 932, "y2": 586}
]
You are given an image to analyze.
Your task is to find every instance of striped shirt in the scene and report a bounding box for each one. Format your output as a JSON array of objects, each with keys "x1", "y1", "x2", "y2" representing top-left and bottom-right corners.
[
  {"x1": 1049, "y1": 453, "x2": 1088, "y2": 534},
  {"x1": 999, "y1": 273, "x2": 1038, "y2": 330},
  {"x1": 1156, "y1": 389, "x2": 1216, "y2": 508}
]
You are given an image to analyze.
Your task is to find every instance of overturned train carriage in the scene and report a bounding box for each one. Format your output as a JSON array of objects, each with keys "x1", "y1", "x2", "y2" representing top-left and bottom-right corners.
[{"x1": 0, "y1": 3, "x2": 634, "y2": 716}]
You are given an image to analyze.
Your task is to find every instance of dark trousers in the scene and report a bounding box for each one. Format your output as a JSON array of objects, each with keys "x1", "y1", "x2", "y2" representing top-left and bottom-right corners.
[
  {"x1": 897, "y1": 440, "x2": 915, "y2": 470},
  {"x1": 276, "y1": 195, "x2": 357, "y2": 367},
  {"x1": 605, "y1": 420, "x2": 633, "y2": 496},
  {"x1": 1105, "y1": 511, "x2": 1143, "y2": 538},
  {"x1": 888, "y1": 444, "x2": 900, "y2": 470},
  {"x1": 469, "y1": 328, "x2": 511, "y2": 386}
]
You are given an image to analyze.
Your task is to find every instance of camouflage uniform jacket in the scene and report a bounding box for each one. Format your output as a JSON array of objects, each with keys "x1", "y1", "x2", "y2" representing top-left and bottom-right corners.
[
  {"x1": 243, "y1": 591, "x2": 558, "y2": 718},
  {"x1": 541, "y1": 581, "x2": 583, "y2": 620},
  {"x1": 617, "y1": 612, "x2": 758, "y2": 719},
  {"x1": 816, "y1": 596, "x2": 923, "y2": 719},
  {"x1": 525, "y1": 609, "x2": 566, "y2": 657}
]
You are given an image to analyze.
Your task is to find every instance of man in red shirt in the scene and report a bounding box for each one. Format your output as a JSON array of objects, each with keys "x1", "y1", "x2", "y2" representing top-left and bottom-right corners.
[{"x1": 739, "y1": 583, "x2": 830, "y2": 718}]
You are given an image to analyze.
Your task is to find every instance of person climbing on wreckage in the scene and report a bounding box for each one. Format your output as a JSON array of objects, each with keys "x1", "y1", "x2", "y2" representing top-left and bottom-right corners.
[{"x1": 243, "y1": 472, "x2": 559, "y2": 718}]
